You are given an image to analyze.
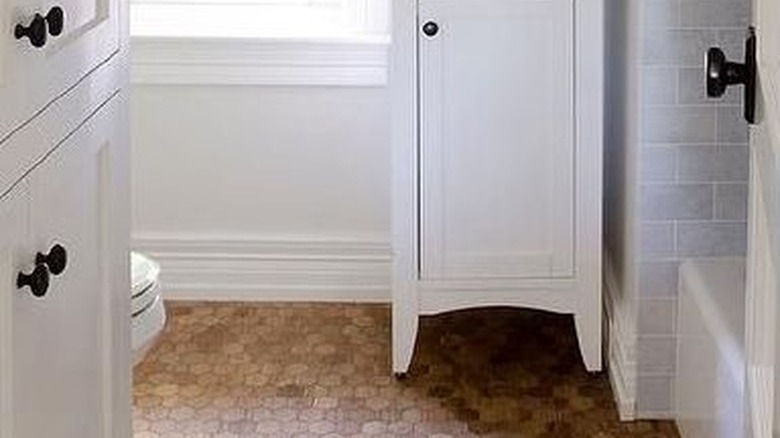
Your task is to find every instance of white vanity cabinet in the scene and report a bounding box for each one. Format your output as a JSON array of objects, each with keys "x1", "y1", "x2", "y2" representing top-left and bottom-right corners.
[
  {"x1": 392, "y1": 0, "x2": 604, "y2": 374},
  {"x1": 1, "y1": 93, "x2": 130, "y2": 438},
  {"x1": 0, "y1": 0, "x2": 130, "y2": 434},
  {"x1": 0, "y1": 0, "x2": 120, "y2": 140}
]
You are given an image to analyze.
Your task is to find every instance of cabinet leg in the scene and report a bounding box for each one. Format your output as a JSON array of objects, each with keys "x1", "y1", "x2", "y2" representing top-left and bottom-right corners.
[
  {"x1": 575, "y1": 311, "x2": 603, "y2": 372},
  {"x1": 392, "y1": 302, "x2": 418, "y2": 375}
]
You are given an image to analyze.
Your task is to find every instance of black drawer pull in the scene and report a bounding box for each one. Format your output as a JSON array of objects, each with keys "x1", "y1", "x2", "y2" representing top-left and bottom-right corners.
[
  {"x1": 14, "y1": 14, "x2": 47, "y2": 48},
  {"x1": 36, "y1": 244, "x2": 67, "y2": 276},
  {"x1": 17, "y1": 264, "x2": 50, "y2": 298}
]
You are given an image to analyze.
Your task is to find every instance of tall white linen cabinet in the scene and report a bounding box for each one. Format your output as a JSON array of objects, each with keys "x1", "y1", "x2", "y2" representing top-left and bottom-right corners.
[
  {"x1": 0, "y1": 0, "x2": 131, "y2": 435},
  {"x1": 391, "y1": 0, "x2": 604, "y2": 374}
]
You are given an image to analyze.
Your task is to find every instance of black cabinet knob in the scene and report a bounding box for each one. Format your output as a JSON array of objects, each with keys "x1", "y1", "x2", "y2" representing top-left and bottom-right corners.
[
  {"x1": 706, "y1": 28, "x2": 756, "y2": 123},
  {"x1": 14, "y1": 13, "x2": 47, "y2": 48},
  {"x1": 422, "y1": 21, "x2": 439, "y2": 37},
  {"x1": 46, "y1": 6, "x2": 65, "y2": 37},
  {"x1": 36, "y1": 244, "x2": 67, "y2": 276},
  {"x1": 17, "y1": 264, "x2": 50, "y2": 298}
]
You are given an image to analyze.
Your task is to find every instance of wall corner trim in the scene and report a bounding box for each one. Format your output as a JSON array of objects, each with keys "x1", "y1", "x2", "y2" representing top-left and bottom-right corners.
[
  {"x1": 132, "y1": 234, "x2": 392, "y2": 302},
  {"x1": 604, "y1": 252, "x2": 638, "y2": 421},
  {"x1": 130, "y1": 36, "x2": 389, "y2": 86}
]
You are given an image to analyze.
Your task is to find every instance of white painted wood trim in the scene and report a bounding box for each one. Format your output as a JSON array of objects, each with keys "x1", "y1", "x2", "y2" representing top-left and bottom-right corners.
[
  {"x1": 0, "y1": 249, "x2": 13, "y2": 438},
  {"x1": 390, "y1": 0, "x2": 421, "y2": 374},
  {"x1": 130, "y1": 36, "x2": 390, "y2": 86},
  {"x1": 604, "y1": 253, "x2": 637, "y2": 421},
  {"x1": 132, "y1": 234, "x2": 392, "y2": 302},
  {"x1": 573, "y1": 0, "x2": 605, "y2": 373}
]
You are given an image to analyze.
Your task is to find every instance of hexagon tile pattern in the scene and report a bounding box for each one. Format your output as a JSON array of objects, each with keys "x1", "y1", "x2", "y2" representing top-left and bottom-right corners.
[{"x1": 133, "y1": 303, "x2": 679, "y2": 437}]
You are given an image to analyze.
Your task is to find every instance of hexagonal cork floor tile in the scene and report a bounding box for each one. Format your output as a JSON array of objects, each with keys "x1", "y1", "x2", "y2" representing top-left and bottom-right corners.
[{"x1": 133, "y1": 303, "x2": 679, "y2": 438}]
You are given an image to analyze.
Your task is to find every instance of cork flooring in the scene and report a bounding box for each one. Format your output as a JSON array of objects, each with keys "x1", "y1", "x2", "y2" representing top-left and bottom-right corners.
[{"x1": 133, "y1": 303, "x2": 679, "y2": 437}]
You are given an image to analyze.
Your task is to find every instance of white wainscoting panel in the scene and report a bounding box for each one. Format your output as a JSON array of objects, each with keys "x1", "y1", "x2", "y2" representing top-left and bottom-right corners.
[{"x1": 132, "y1": 234, "x2": 392, "y2": 302}]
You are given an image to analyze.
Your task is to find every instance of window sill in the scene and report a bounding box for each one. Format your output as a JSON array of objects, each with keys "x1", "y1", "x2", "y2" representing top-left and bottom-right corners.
[{"x1": 129, "y1": 5, "x2": 390, "y2": 87}]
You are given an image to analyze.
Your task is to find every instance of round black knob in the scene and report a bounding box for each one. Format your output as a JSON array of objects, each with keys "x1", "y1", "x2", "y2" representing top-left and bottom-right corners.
[
  {"x1": 17, "y1": 264, "x2": 50, "y2": 298},
  {"x1": 36, "y1": 244, "x2": 67, "y2": 276},
  {"x1": 46, "y1": 6, "x2": 65, "y2": 37},
  {"x1": 14, "y1": 13, "x2": 47, "y2": 48},
  {"x1": 422, "y1": 21, "x2": 439, "y2": 37},
  {"x1": 707, "y1": 47, "x2": 747, "y2": 98},
  {"x1": 707, "y1": 48, "x2": 729, "y2": 97}
]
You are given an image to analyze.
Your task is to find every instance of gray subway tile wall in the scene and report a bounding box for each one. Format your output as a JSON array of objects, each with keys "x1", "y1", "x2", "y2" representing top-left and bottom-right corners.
[
  {"x1": 638, "y1": 261, "x2": 680, "y2": 298},
  {"x1": 679, "y1": 0, "x2": 749, "y2": 27},
  {"x1": 714, "y1": 183, "x2": 749, "y2": 220},
  {"x1": 641, "y1": 68, "x2": 678, "y2": 105},
  {"x1": 641, "y1": 184, "x2": 714, "y2": 220},
  {"x1": 676, "y1": 222, "x2": 748, "y2": 257},
  {"x1": 634, "y1": 0, "x2": 749, "y2": 419},
  {"x1": 642, "y1": 106, "x2": 717, "y2": 143},
  {"x1": 638, "y1": 298, "x2": 678, "y2": 336},
  {"x1": 717, "y1": 106, "x2": 751, "y2": 142},
  {"x1": 640, "y1": 222, "x2": 676, "y2": 259},
  {"x1": 641, "y1": 28, "x2": 745, "y2": 66},
  {"x1": 636, "y1": 374, "x2": 676, "y2": 416},
  {"x1": 677, "y1": 145, "x2": 749, "y2": 181},
  {"x1": 637, "y1": 336, "x2": 677, "y2": 374},
  {"x1": 640, "y1": 146, "x2": 677, "y2": 182}
]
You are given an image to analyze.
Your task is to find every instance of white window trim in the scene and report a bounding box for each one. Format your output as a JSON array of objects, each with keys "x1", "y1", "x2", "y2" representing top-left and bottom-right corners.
[
  {"x1": 129, "y1": 0, "x2": 390, "y2": 87},
  {"x1": 130, "y1": 36, "x2": 389, "y2": 86}
]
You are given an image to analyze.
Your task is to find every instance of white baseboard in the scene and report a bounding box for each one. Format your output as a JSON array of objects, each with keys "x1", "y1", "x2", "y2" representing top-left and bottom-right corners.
[
  {"x1": 132, "y1": 234, "x2": 392, "y2": 302},
  {"x1": 604, "y1": 252, "x2": 637, "y2": 421}
]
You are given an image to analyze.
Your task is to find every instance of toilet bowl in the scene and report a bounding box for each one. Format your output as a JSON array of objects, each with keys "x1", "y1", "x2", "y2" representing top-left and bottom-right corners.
[{"x1": 131, "y1": 252, "x2": 166, "y2": 366}]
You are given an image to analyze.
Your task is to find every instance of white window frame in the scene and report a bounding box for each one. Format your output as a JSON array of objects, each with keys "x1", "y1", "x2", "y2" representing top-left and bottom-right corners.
[{"x1": 129, "y1": 0, "x2": 390, "y2": 86}]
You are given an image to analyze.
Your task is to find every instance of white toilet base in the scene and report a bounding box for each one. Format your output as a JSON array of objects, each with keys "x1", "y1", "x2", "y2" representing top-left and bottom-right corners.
[{"x1": 132, "y1": 295, "x2": 166, "y2": 366}]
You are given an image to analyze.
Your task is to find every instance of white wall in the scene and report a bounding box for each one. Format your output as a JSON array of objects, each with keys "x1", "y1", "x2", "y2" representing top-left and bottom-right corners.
[
  {"x1": 131, "y1": 85, "x2": 390, "y2": 237},
  {"x1": 130, "y1": 85, "x2": 393, "y2": 300}
]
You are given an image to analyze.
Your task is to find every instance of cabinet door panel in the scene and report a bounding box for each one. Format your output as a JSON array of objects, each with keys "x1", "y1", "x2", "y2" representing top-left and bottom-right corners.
[
  {"x1": 8, "y1": 94, "x2": 129, "y2": 438},
  {"x1": 0, "y1": 0, "x2": 119, "y2": 140},
  {"x1": 419, "y1": 0, "x2": 575, "y2": 280}
]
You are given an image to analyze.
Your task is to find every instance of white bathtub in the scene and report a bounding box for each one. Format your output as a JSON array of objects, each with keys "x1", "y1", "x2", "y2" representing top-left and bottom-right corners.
[{"x1": 676, "y1": 258, "x2": 746, "y2": 438}]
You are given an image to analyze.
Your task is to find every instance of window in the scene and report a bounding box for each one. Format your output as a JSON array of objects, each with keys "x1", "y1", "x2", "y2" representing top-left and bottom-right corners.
[
  {"x1": 129, "y1": 0, "x2": 390, "y2": 86},
  {"x1": 130, "y1": 0, "x2": 389, "y2": 39}
]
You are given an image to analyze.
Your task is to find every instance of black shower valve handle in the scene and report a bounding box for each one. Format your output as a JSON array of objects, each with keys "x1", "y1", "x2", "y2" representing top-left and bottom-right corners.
[{"x1": 705, "y1": 27, "x2": 756, "y2": 124}]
